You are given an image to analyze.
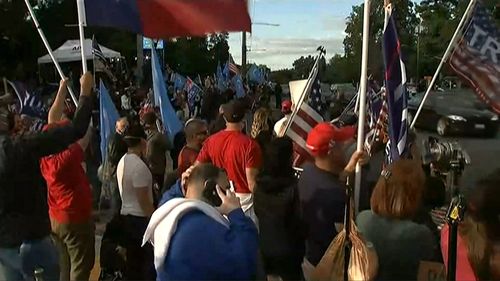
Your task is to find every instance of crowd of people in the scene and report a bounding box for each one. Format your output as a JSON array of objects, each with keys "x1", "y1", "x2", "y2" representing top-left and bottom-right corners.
[{"x1": 0, "y1": 71, "x2": 499, "y2": 281}]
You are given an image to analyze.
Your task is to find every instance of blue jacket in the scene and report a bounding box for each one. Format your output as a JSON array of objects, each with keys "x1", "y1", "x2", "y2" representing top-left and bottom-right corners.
[
  {"x1": 159, "y1": 180, "x2": 184, "y2": 206},
  {"x1": 157, "y1": 208, "x2": 258, "y2": 281}
]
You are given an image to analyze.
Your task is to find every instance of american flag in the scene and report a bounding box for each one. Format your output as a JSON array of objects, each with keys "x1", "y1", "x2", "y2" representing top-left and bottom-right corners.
[
  {"x1": 92, "y1": 36, "x2": 108, "y2": 64},
  {"x1": 383, "y1": 4, "x2": 409, "y2": 164},
  {"x1": 228, "y1": 54, "x2": 240, "y2": 75},
  {"x1": 449, "y1": 3, "x2": 500, "y2": 114},
  {"x1": 285, "y1": 63, "x2": 324, "y2": 166},
  {"x1": 365, "y1": 88, "x2": 389, "y2": 155}
]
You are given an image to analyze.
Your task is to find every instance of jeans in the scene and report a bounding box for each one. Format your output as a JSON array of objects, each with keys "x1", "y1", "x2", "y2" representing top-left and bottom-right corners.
[
  {"x1": 0, "y1": 237, "x2": 60, "y2": 281},
  {"x1": 121, "y1": 215, "x2": 155, "y2": 281},
  {"x1": 0, "y1": 247, "x2": 23, "y2": 281}
]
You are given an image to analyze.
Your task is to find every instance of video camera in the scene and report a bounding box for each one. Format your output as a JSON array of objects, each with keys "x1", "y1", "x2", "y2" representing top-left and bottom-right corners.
[{"x1": 421, "y1": 137, "x2": 471, "y2": 175}]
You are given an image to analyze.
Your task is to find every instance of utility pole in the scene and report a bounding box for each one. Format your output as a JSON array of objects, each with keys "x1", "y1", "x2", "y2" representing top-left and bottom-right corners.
[
  {"x1": 241, "y1": 32, "x2": 247, "y2": 75},
  {"x1": 241, "y1": 22, "x2": 279, "y2": 75},
  {"x1": 136, "y1": 34, "x2": 144, "y2": 87}
]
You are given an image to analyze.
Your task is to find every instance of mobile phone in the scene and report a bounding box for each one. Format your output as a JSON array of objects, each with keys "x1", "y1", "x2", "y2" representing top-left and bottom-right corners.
[
  {"x1": 202, "y1": 179, "x2": 223, "y2": 207},
  {"x1": 229, "y1": 181, "x2": 235, "y2": 193}
]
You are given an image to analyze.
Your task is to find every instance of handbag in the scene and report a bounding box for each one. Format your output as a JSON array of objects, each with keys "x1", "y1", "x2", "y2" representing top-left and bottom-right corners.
[{"x1": 312, "y1": 199, "x2": 378, "y2": 281}]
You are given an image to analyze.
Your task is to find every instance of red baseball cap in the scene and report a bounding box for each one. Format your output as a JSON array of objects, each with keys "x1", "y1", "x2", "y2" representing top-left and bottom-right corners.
[
  {"x1": 281, "y1": 100, "x2": 292, "y2": 114},
  {"x1": 306, "y1": 122, "x2": 356, "y2": 156}
]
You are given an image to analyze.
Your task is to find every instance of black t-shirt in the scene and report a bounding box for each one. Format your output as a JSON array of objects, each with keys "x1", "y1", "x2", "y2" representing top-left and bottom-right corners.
[{"x1": 298, "y1": 163, "x2": 346, "y2": 265}]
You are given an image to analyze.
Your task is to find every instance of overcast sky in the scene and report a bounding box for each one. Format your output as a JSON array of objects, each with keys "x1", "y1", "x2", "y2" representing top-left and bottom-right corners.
[
  {"x1": 228, "y1": 0, "x2": 423, "y2": 70},
  {"x1": 227, "y1": 0, "x2": 361, "y2": 70}
]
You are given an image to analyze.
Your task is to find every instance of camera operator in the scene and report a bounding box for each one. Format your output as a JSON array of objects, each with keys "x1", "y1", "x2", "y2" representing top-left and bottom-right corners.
[
  {"x1": 441, "y1": 169, "x2": 500, "y2": 281},
  {"x1": 143, "y1": 164, "x2": 259, "y2": 280}
]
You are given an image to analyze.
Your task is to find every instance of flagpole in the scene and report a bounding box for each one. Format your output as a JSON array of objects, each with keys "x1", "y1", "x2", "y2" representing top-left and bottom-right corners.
[
  {"x1": 279, "y1": 47, "x2": 325, "y2": 138},
  {"x1": 23, "y1": 0, "x2": 78, "y2": 106},
  {"x1": 76, "y1": 0, "x2": 88, "y2": 73},
  {"x1": 410, "y1": 0, "x2": 476, "y2": 129},
  {"x1": 354, "y1": 0, "x2": 371, "y2": 215},
  {"x1": 3, "y1": 78, "x2": 8, "y2": 97}
]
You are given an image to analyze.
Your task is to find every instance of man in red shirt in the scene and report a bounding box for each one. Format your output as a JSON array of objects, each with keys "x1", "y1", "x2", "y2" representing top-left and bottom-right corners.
[
  {"x1": 40, "y1": 79, "x2": 94, "y2": 281},
  {"x1": 177, "y1": 118, "x2": 208, "y2": 176},
  {"x1": 196, "y1": 100, "x2": 262, "y2": 223}
]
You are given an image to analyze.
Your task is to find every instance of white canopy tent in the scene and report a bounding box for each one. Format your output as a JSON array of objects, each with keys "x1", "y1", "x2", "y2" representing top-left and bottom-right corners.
[{"x1": 37, "y1": 39, "x2": 121, "y2": 64}]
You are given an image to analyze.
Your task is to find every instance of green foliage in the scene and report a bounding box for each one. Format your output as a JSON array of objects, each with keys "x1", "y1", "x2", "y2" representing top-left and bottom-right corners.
[
  {"x1": 0, "y1": 1, "x2": 230, "y2": 80},
  {"x1": 292, "y1": 55, "x2": 315, "y2": 79},
  {"x1": 342, "y1": 0, "x2": 418, "y2": 82}
]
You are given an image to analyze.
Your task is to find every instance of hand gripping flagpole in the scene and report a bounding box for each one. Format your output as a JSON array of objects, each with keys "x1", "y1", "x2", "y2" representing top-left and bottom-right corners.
[
  {"x1": 410, "y1": 0, "x2": 477, "y2": 129},
  {"x1": 354, "y1": 0, "x2": 371, "y2": 215},
  {"x1": 23, "y1": 0, "x2": 78, "y2": 107},
  {"x1": 77, "y1": 0, "x2": 88, "y2": 73}
]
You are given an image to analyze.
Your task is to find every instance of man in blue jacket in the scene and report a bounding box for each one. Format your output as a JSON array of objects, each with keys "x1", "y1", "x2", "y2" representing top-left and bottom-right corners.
[{"x1": 144, "y1": 164, "x2": 258, "y2": 281}]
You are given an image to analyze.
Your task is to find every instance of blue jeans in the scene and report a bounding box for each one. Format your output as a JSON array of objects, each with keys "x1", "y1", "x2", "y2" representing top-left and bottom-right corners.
[
  {"x1": 0, "y1": 247, "x2": 23, "y2": 281},
  {"x1": 0, "y1": 237, "x2": 60, "y2": 281}
]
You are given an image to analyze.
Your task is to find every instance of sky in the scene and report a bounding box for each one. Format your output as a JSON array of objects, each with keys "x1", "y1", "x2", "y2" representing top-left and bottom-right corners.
[{"x1": 228, "y1": 0, "x2": 365, "y2": 70}]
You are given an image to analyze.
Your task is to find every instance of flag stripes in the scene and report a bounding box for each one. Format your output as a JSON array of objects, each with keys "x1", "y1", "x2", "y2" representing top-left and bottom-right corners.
[
  {"x1": 383, "y1": 4, "x2": 409, "y2": 164},
  {"x1": 448, "y1": 3, "x2": 500, "y2": 113},
  {"x1": 285, "y1": 64, "x2": 323, "y2": 166}
]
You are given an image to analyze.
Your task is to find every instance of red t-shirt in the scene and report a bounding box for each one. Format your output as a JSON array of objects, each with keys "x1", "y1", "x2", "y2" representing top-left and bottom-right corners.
[
  {"x1": 196, "y1": 130, "x2": 262, "y2": 193},
  {"x1": 40, "y1": 142, "x2": 92, "y2": 223},
  {"x1": 177, "y1": 146, "x2": 200, "y2": 176},
  {"x1": 441, "y1": 224, "x2": 477, "y2": 281}
]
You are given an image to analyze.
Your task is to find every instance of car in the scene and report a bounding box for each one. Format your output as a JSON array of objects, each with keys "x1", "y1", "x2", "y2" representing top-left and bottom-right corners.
[{"x1": 408, "y1": 90, "x2": 499, "y2": 138}]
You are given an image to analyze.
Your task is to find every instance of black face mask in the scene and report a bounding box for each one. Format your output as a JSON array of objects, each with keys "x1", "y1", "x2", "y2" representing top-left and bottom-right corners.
[{"x1": 202, "y1": 179, "x2": 223, "y2": 207}]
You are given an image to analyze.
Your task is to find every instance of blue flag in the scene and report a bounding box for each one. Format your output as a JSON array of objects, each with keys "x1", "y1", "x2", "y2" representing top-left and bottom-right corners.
[
  {"x1": 173, "y1": 73, "x2": 187, "y2": 92},
  {"x1": 99, "y1": 80, "x2": 120, "y2": 161},
  {"x1": 223, "y1": 62, "x2": 230, "y2": 81},
  {"x1": 7, "y1": 80, "x2": 49, "y2": 119},
  {"x1": 151, "y1": 47, "x2": 182, "y2": 142},
  {"x1": 231, "y1": 74, "x2": 246, "y2": 98},
  {"x1": 383, "y1": 5, "x2": 409, "y2": 164},
  {"x1": 248, "y1": 64, "x2": 265, "y2": 85},
  {"x1": 217, "y1": 62, "x2": 227, "y2": 91}
]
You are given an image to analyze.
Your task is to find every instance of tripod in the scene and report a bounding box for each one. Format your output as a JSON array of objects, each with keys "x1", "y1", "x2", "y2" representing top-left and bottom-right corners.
[{"x1": 445, "y1": 151, "x2": 466, "y2": 281}]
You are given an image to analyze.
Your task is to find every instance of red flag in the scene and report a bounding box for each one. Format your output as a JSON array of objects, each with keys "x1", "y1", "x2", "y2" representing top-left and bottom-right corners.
[{"x1": 84, "y1": 0, "x2": 252, "y2": 38}]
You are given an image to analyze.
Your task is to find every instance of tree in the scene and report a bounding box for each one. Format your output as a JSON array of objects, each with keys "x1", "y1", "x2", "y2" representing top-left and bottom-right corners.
[
  {"x1": 270, "y1": 69, "x2": 294, "y2": 85},
  {"x1": 208, "y1": 32, "x2": 229, "y2": 66},
  {"x1": 416, "y1": 0, "x2": 498, "y2": 77},
  {"x1": 292, "y1": 55, "x2": 315, "y2": 79},
  {"x1": 343, "y1": 0, "x2": 418, "y2": 81}
]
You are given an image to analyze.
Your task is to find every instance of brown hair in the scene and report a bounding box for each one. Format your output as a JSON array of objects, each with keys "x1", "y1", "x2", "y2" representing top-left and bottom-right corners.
[
  {"x1": 459, "y1": 170, "x2": 500, "y2": 280},
  {"x1": 371, "y1": 159, "x2": 425, "y2": 220},
  {"x1": 251, "y1": 107, "x2": 271, "y2": 139}
]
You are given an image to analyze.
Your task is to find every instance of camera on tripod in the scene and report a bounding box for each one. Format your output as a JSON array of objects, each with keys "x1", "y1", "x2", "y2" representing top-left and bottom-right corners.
[
  {"x1": 421, "y1": 137, "x2": 471, "y2": 176},
  {"x1": 420, "y1": 137, "x2": 471, "y2": 281}
]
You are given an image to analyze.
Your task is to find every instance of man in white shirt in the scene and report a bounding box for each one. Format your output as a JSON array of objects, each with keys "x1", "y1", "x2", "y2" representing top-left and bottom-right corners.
[
  {"x1": 273, "y1": 99, "x2": 293, "y2": 136},
  {"x1": 116, "y1": 124, "x2": 156, "y2": 280}
]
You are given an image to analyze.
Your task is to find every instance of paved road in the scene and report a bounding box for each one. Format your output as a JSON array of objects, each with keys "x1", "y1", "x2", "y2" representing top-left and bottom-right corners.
[{"x1": 417, "y1": 130, "x2": 500, "y2": 189}]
